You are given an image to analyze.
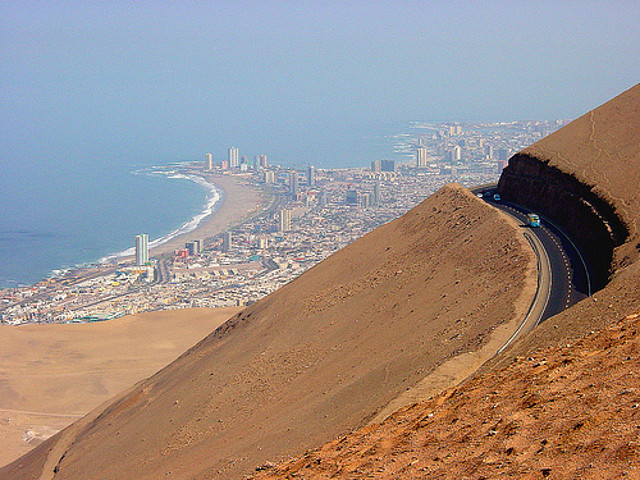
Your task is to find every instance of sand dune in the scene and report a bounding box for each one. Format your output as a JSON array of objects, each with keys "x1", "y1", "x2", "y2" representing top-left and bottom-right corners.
[{"x1": 0, "y1": 307, "x2": 240, "y2": 466}]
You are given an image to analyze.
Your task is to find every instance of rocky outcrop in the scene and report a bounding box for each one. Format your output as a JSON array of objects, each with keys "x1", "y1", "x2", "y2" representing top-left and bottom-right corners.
[
  {"x1": 497, "y1": 152, "x2": 629, "y2": 290},
  {"x1": 497, "y1": 83, "x2": 640, "y2": 291}
]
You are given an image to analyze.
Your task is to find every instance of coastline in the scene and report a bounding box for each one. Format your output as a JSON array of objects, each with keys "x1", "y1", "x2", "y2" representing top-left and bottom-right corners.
[{"x1": 148, "y1": 174, "x2": 267, "y2": 257}]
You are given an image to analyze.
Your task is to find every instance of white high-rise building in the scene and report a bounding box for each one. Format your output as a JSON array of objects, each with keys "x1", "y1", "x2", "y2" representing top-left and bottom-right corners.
[
  {"x1": 264, "y1": 170, "x2": 275, "y2": 184},
  {"x1": 452, "y1": 145, "x2": 462, "y2": 161},
  {"x1": 416, "y1": 146, "x2": 428, "y2": 168},
  {"x1": 228, "y1": 147, "x2": 239, "y2": 168},
  {"x1": 279, "y1": 209, "x2": 291, "y2": 232},
  {"x1": 135, "y1": 234, "x2": 149, "y2": 266},
  {"x1": 205, "y1": 153, "x2": 214, "y2": 171}
]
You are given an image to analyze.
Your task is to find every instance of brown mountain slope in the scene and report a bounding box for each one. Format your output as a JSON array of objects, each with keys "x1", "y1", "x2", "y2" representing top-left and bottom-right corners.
[
  {"x1": 0, "y1": 184, "x2": 536, "y2": 480},
  {"x1": 499, "y1": 83, "x2": 640, "y2": 286},
  {"x1": 253, "y1": 84, "x2": 640, "y2": 480},
  {"x1": 0, "y1": 307, "x2": 241, "y2": 467},
  {"x1": 492, "y1": 82, "x2": 640, "y2": 366},
  {"x1": 252, "y1": 310, "x2": 640, "y2": 480}
]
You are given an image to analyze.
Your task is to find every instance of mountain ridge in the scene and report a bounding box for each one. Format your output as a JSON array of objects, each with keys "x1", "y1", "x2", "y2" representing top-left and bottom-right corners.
[{"x1": 1, "y1": 184, "x2": 536, "y2": 480}]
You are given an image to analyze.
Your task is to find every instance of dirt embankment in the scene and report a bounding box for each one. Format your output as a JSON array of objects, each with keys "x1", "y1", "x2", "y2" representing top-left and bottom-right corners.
[
  {"x1": 0, "y1": 184, "x2": 536, "y2": 480},
  {"x1": 498, "y1": 83, "x2": 640, "y2": 288},
  {"x1": 489, "y1": 83, "x2": 640, "y2": 365}
]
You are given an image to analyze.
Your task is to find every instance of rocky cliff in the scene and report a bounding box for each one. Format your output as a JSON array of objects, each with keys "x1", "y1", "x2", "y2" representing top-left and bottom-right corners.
[
  {"x1": 498, "y1": 83, "x2": 640, "y2": 290},
  {"x1": 498, "y1": 152, "x2": 628, "y2": 289}
]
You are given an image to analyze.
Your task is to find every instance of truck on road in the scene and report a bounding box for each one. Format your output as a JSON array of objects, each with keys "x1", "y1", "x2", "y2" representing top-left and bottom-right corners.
[{"x1": 527, "y1": 213, "x2": 541, "y2": 228}]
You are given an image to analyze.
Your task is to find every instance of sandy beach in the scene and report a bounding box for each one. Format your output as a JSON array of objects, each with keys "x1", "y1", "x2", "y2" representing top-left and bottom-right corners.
[{"x1": 150, "y1": 174, "x2": 268, "y2": 257}]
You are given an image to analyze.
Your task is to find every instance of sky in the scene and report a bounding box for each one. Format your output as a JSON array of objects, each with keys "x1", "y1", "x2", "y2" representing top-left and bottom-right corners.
[{"x1": 2, "y1": 1, "x2": 640, "y2": 170}]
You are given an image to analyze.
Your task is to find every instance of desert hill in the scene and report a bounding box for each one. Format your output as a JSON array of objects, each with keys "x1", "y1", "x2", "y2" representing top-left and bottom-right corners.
[
  {"x1": 251, "y1": 310, "x2": 640, "y2": 479},
  {"x1": 1, "y1": 184, "x2": 536, "y2": 480},
  {"x1": 247, "y1": 84, "x2": 640, "y2": 478},
  {"x1": 0, "y1": 307, "x2": 241, "y2": 467},
  {"x1": 490, "y1": 83, "x2": 640, "y2": 366}
]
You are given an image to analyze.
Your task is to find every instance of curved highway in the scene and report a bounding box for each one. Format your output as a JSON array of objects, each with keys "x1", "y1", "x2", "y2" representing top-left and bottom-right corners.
[{"x1": 472, "y1": 187, "x2": 592, "y2": 345}]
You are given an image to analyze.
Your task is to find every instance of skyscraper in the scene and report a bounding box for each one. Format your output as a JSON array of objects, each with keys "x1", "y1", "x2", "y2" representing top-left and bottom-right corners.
[
  {"x1": 205, "y1": 153, "x2": 214, "y2": 171},
  {"x1": 264, "y1": 170, "x2": 275, "y2": 184},
  {"x1": 373, "y1": 182, "x2": 381, "y2": 205},
  {"x1": 289, "y1": 171, "x2": 299, "y2": 196},
  {"x1": 135, "y1": 234, "x2": 149, "y2": 266},
  {"x1": 307, "y1": 165, "x2": 316, "y2": 187},
  {"x1": 279, "y1": 208, "x2": 291, "y2": 232},
  {"x1": 381, "y1": 160, "x2": 395, "y2": 172},
  {"x1": 228, "y1": 147, "x2": 239, "y2": 168},
  {"x1": 416, "y1": 145, "x2": 428, "y2": 168},
  {"x1": 452, "y1": 145, "x2": 462, "y2": 162},
  {"x1": 222, "y1": 231, "x2": 232, "y2": 252},
  {"x1": 484, "y1": 144, "x2": 494, "y2": 159}
]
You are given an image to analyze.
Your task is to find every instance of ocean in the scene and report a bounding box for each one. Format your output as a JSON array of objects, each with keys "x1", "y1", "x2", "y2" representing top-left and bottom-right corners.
[
  {"x1": 0, "y1": 121, "x2": 413, "y2": 289},
  {"x1": 0, "y1": 162, "x2": 217, "y2": 289}
]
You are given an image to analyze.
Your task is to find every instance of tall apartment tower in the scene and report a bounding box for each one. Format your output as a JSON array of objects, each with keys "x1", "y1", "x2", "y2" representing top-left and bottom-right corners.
[
  {"x1": 307, "y1": 165, "x2": 316, "y2": 187},
  {"x1": 289, "y1": 171, "x2": 299, "y2": 196},
  {"x1": 228, "y1": 147, "x2": 239, "y2": 168},
  {"x1": 416, "y1": 145, "x2": 428, "y2": 168},
  {"x1": 135, "y1": 234, "x2": 149, "y2": 266},
  {"x1": 452, "y1": 145, "x2": 462, "y2": 162},
  {"x1": 381, "y1": 160, "x2": 395, "y2": 172},
  {"x1": 373, "y1": 182, "x2": 381, "y2": 205},
  {"x1": 484, "y1": 144, "x2": 494, "y2": 160},
  {"x1": 279, "y1": 208, "x2": 292, "y2": 232},
  {"x1": 222, "y1": 231, "x2": 232, "y2": 252},
  {"x1": 263, "y1": 170, "x2": 275, "y2": 184},
  {"x1": 259, "y1": 154, "x2": 268, "y2": 168},
  {"x1": 205, "y1": 153, "x2": 214, "y2": 171}
]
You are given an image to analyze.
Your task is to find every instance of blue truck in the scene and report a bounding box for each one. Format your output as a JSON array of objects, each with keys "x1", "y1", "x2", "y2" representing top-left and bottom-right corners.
[{"x1": 527, "y1": 213, "x2": 541, "y2": 228}]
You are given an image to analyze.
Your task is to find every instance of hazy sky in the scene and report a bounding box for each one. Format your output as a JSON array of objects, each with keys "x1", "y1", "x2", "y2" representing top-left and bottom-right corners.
[{"x1": 2, "y1": 1, "x2": 640, "y2": 169}]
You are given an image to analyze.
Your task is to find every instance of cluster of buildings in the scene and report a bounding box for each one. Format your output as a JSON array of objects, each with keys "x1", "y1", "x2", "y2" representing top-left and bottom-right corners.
[
  {"x1": 0, "y1": 120, "x2": 567, "y2": 325},
  {"x1": 205, "y1": 148, "x2": 268, "y2": 172}
]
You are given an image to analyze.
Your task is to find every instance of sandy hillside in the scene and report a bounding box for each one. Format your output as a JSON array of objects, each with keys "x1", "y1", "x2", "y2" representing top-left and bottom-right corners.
[
  {"x1": 252, "y1": 310, "x2": 640, "y2": 480},
  {"x1": 0, "y1": 184, "x2": 536, "y2": 480},
  {"x1": 249, "y1": 84, "x2": 640, "y2": 480},
  {"x1": 487, "y1": 83, "x2": 640, "y2": 367},
  {"x1": 0, "y1": 307, "x2": 240, "y2": 467}
]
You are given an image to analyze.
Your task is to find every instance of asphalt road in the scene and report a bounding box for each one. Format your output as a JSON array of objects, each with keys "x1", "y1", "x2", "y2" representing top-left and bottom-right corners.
[{"x1": 474, "y1": 188, "x2": 592, "y2": 327}]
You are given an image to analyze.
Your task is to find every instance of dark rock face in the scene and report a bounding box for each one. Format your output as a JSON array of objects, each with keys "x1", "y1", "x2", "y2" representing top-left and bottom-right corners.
[{"x1": 497, "y1": 153, "x2": 629, "y2": 291}]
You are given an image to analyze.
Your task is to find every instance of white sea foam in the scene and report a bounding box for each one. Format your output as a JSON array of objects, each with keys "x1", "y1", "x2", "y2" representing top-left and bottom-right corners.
[{"x1": 100, "y1": 166, "x2": 222, "y2": 263}]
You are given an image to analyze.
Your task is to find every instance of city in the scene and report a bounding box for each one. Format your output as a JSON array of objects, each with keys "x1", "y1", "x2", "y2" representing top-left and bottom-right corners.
[{"x1": 0, "y1": 120, "x2": 567, "y2": 325}]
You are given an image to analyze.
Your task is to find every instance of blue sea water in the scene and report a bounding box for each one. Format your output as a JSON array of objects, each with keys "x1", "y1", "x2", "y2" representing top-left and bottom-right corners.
[
  {"x1": 0, "y1": 122, "x2": 411, "y2": 289},
  {"x1": 0, "y1": 162, "x2": 213, "y2": 289}
]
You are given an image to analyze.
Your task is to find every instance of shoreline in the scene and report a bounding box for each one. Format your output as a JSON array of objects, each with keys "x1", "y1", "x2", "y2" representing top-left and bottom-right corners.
[
  {"x1": 10, "y1": 172, "x2": 268, "y2": 289},
  {"x1": 148, "y1": 173, "x2": 267, "y2": 258}
]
